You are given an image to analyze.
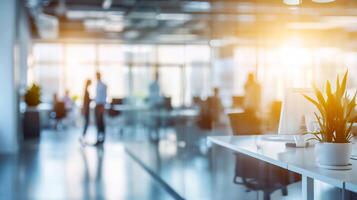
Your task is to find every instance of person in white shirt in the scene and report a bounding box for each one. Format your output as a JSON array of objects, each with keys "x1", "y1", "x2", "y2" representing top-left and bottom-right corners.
[
  {"x1": 63, "y1": 90, "x2": 73, "y2": 110},
  {"x1": 95, "y1": 72, "x2": 107, "y2": 145}
]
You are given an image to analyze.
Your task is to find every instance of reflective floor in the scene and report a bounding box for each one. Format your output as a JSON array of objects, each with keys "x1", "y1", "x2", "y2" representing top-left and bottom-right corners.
[
  {"x1": 0, "y1": 124, "x2": 353, "y2": 200},
  {"x1": 0, "y1": 127, "x2": 173, "y2": 200}
]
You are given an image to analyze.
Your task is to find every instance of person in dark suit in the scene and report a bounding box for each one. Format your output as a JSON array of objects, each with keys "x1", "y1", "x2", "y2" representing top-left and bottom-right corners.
[{"x1": 80, "y1": 79, "x2": 91, "y2": 144}]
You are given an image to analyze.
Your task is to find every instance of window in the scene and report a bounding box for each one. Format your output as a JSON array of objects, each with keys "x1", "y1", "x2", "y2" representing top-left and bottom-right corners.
[{"x1": 30, "y1": 43, "x2": 211, "y2": 106}]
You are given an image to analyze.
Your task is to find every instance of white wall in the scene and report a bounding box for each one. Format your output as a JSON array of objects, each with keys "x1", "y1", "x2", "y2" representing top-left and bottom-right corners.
[{"x1": 0, "y1": 0, "x2": 25, "y2": 154}]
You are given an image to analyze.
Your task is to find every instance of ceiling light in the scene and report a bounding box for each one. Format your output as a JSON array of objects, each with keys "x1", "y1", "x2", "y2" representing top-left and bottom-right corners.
[
  {"x1": 283, "y1": 0, "x2": 302, "y2": 5},
  {"x1": 83, "y1": 19, "x2": 106, "y2": 30},
  {"x1": 236, "y1": 3, "x2": 254, "y2": 12},
  {"x1": 312, "y1": 0, "x2": 335, "y2": 3},
  {"x1": 183, "y1": 1, "x2": 211, "y2": 12},
  {"x1": 159, "y1": 34, "x2": 198, "y2": 41},
  {"x1": 102, "y1": 0, "x2": 112, "y2": 9},
  {"x1": 106, "y1": 12, "x2": 124, "y2": 21},
  {"x1": 156, "y1": 13, "x2": 193, "y2": 21},
  {"x1": 83, "y1": 19, "x2": 123, "y2": 32},
  {"x1": 287, "y1": 22, "x2": 337, "y2": 30},
  {"x1": 127, "y1": 11, "x2": 157, "y2": 19},
  {"x1": 104, "y1": 22, "x2": 123, "y2": 32},
  {"x1": 36, "y1": 13, "x2": 59, "y2": 39},
  {"x1": 66, "y1": 10, "x2": 107, "y2": 19},
  {"x1": 236, "y1": 15, "x2": 255, "y2": 23},
  {"x1": 123, "y1": 30, "x2": 140, "y2": 39}
]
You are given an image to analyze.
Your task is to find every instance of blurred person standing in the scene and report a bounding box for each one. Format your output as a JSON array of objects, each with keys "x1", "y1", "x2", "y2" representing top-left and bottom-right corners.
[
  {"x1": 148, "y1": 72, "x2": 163, "y2": 108},
  {"x1": 243, "y1": 73, "x2": 261, "y2": 115},
  {"x1": 52, "y1": 93, "x2": 59, "y2": 105},
  {"x1": 210, "y1": 87, "x2": 223, "y2": 124},
  {"x1": 95, "y1": 72, "x2": 107, "y2": 145},
  {"x1": 63, "y1": 89, "x2": 73, "y2": 110},
  {"x1": 80, "y1": 79, "x2": 91, "y2": 144}
]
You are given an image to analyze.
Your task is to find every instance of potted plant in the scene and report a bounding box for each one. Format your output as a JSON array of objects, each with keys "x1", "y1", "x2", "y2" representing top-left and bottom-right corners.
[
  {"x1": 303, "y1": 71, "x2": 356, "y2": 166},
  {"x1": 23, "y1": 84, "x2": 41, "y2": 139}
]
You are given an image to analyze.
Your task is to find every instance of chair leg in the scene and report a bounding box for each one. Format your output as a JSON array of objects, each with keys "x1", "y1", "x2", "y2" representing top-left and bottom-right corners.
[
  {"x1": 263, "y1": 190, "x2": 270, "y2": 200},
  {"x1": 281, "y1": 186, "x2": 288, "y2": 196}
]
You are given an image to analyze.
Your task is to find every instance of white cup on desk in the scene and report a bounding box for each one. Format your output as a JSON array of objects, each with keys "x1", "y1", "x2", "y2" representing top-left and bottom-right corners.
[{"x1": 294, "y1": 135, "x2": 306, "y2": 147}]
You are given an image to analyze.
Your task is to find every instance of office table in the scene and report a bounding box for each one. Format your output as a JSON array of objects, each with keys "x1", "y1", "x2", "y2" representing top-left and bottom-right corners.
[
  {"x1": 107, "y1": 104, "x2": 150, "y2": 112},
  {"x1": 209, "y1": 135, "x2": 357, "y2": 200}
]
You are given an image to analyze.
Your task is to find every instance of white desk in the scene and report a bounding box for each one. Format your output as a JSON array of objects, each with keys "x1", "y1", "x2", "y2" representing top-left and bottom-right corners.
[
  {"x1": 108, "y1": 104, "x2": 149, "y2": 112},
  {"x1": 209, "y1": 135, "x2": 357, "y2": 200}
]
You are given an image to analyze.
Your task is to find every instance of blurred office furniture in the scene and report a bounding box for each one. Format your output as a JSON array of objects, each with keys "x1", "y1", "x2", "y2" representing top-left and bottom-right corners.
[
  {"x1": 197, "y1": 98, "x2": 213, "y2": 130},
  {"x1": 50, "y1": 101, "x2": 67, "y2": 130},
  {"x1": 278, "y1": 88, "x2": 316, "y2": 135},
  {"x1": 106, "y1": 98, "x2": 125, "y2": 135},
  {"x1": 228, "y1": 111, "x2": 261, "y2": 135},
  {"x1": 208, "y1": 96, "x2": 223, "y2": 126},
  {"x1": 228, "y1": 112, "x2": 299, "y2": 200},
  {"x1": 232, "y1": 96, "x2": 244, "y2": 108},
  {"x1": 162, "y1": 97, "x2": 174, "y2": 127},
  {"x1": 192, "y1": 96, "x2": 202, "y2": 106},
  {"x1": 108, "y1": 98, "x2": 123, "y2": 116},
  {"x1": 23, "y1": 107, "x2": 41, "y2": 139},
  {"x1": 268, "y1": 101, "x2": 282, "y2": 132},
  {"x1": 196, "y1": 96, "x2": 224, "y2": 130},
  {"x1": 163, "y1": 96, "x2": 173, "y2": 111}
]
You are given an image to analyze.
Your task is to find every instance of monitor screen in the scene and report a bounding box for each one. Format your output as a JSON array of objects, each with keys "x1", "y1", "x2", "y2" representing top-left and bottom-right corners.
[{"x1": 278, "y1": 88, "x2": 318, "y2": 135}]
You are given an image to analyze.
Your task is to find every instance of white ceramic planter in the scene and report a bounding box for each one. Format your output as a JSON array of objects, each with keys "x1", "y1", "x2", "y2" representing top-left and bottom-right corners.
[{"x1": 315, "y1": 143, "x2": 352, "y2": 166}]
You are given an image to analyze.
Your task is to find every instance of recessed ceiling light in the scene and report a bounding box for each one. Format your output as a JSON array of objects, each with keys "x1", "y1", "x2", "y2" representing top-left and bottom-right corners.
[
  {"x1": 312, "y1": 0, "x2": 335, "y2": 3},
  {"x1": 156, "y1": 13, "x2": 193, "y2": 21},
  {"x1": 183, "y1": 1, "x2": 211, "y2": 12},
  {"x1": 283, "y1": 0, "x2": 302, "y2": 5},
  {"x1": 102, "y1": 0, "x2": 112, "y2": 9},
  {"x1": 66, "y1": 10, "x2": 107, "y2": 19},
  {"x1": 123, "y1": 30, "x2": 140, "y2": 39}
]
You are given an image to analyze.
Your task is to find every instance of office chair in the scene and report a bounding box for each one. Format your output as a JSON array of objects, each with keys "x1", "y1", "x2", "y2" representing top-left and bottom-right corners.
[
  {"x1": 163, "y1": 97, "x2": 172, "y2": 111},
  {"x1": 50, "y1": 101, "x2": 67, "y2": 130},
  {"x1": 228, "y1": 112, "x2": 298, "y2": 200},
  {"x1": 106, "y1": 98, "x2": 125, "y2": 136},
  {"x1": 232, "y1": 95, "x2": 244, "y2": 108}
]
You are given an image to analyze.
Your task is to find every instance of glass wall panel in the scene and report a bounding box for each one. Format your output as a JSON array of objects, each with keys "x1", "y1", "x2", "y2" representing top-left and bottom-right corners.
[
  {"x1": 34, "y1": 64, "x2": 61, "y2": 102},
  {"x1": 159, "y1": 66, "x2": 183, "y2": 107},
  {"x1": 132, "y1": 66, "x2": 154, "y2": 99},
  {"x1": 33, "y1": 43, "x2": 63, "y2": 62},
  {"x1": 98, "y1": 44, "x2": 123, "y2": 62},
  {"x1": 64, "y1": 44, "x2": 96, "y2": 63},
  {"x1": 158, "y1": 45, "x2": 185, "y2": 65},
  {"x1": 98, "y1": 64, "x2": 129, "y2": 99},
  {"x1": 30, "y1": 43, "x2": 211, "y2": 106}
]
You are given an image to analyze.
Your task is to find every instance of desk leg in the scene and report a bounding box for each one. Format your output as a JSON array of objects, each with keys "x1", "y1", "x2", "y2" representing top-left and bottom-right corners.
[
  {"x1": 302, "y1": 175, "x2": 314, "y2": 200},
  {"x1": 342, "y1": 184, "x2": 350, "y2": 200}
]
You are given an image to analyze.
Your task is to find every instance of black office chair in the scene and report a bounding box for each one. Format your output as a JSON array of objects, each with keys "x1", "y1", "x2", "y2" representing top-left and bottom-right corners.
[
  {"x1": 107, "y1": 98, "x2": 125, "y2": 135},
  {"x1": 228, "y1": 112, "x2": 300, "y2": 200},
  {"x1": 163, "y1": 97, "x2": 172, "y2": 111},
  {"x1": 108, "y1": 98, "x2": 123, "y2": 117}
]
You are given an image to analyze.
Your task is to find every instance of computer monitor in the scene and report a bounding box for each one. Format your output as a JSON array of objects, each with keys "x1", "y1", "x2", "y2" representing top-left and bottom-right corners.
[{"x1": 278, "y1": 88, "x2": 318, "y2": 135}]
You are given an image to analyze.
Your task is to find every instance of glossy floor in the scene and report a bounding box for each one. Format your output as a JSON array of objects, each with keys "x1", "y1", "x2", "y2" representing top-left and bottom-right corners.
[
  {"x1": 0, "y1": 124, "x2": 352, "y2": 200},
  {"x1": 0, "y1": 127, "x2": 173, "y2": 200}
]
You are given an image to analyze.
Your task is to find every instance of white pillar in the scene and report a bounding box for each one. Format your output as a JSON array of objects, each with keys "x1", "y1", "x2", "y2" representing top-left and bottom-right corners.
[{"x1": 0, "y1": 0, "x2": 19, "y2": 154}]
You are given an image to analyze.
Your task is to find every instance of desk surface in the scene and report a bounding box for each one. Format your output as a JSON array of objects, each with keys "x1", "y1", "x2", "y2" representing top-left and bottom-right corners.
[{"x1": 209, "y1": 135, "x2": 357, "y2": 192}]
